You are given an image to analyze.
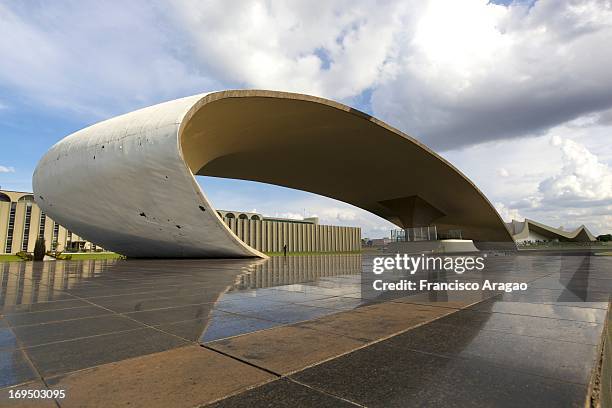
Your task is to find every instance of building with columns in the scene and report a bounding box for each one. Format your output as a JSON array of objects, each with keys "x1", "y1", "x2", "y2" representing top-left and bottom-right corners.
[
  {"x1": 1, "y1": 189, "x2": 360, "y2": 255},
  {"x1": 216, "y1": 210, "x2": 360, "y2": 253},
  {"x1": 0, "y1": 189, "x2": 100, "y2": 254}
]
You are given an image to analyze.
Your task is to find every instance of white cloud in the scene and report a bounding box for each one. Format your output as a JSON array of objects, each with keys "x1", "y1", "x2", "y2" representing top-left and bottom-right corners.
[
  {"x1": 3, "y1": 0, "x2": 612, "y2": 148},
  {"x1": 371, "y1": 0, "x2": 612, "y2": 150},
  {"x1": 494, "y1": 201, "x2": 523, "y2": 223},
  {"x1": 270, "y1": 212, "x2": 304, "y2": 220},
  {"x1": 470, "y1": 131, "x2": 612, "y2": 234},
  {"x1": 539, "y1": 136, "x2": 612, "y2": 201},
  {"x1": 496, "y1": 168, "x2": 510, "y2": 177},
  {"x1": 167, "y1": 0, "x2": 416, "y2": 100},
  {"x1": 0, "y1": 2, "x2": 219, "y2": 118},
  {"x1": 0, "y1": 165, "x2": 15, "y2": 173}
]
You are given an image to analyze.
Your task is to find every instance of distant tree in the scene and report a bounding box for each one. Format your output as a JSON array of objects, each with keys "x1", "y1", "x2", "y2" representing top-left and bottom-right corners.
[
  {"x1": 33, "y1": 238, "x2": 46, "y2": 261},
  {"x1": 597, "y1": 234, "x2": 612, "y2": 242}
]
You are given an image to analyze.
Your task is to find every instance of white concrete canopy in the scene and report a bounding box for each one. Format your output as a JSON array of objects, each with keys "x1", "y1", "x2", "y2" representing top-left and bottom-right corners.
[{"x1": 33, "y1": 90, "x2": 515, "y2": 258}]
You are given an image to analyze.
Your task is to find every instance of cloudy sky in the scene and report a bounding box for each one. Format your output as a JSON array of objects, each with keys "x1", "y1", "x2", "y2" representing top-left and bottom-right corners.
[{"x1": 1, "y1": 0, "x2": 611, "y2": 238}]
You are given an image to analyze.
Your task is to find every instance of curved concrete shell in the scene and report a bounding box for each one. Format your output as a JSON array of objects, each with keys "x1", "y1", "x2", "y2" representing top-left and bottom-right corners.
[
  {"x1": 507, "y1": 219, "x2": 595, "y2": 242},
  {"x1": 33, "y1": 90, "x2": 514, "y2": 258}
]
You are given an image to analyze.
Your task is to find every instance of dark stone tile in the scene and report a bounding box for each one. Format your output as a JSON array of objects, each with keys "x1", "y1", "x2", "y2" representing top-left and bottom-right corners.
[
  {"x1": 0, "y1": 298, "x2": 90, "y2": 314},
  {"x1": 296, "y1": 296, "x2": 366, "y2": 311},
  {"x1": 0, "y1": 328, "x2": 18, "y2": 350},
  {"x1": 200, "y1": 312, "x2": 282, "y2": 342},
  {"x1": 125, "y1": 303, "x2": 217, "y2": 326},
  {"x1": 208, "y1": 378, "x2": 356, "y2": 408},
  {"x1": 26, "y1": 327, "x2": 188, "y2": 377},
  {"x1": 4, "y1": 305, "x2": 112, "y2": 327},
  {"x1": 243, "y1": 289, "x2": 334, "y2": 303},
  {"x1": 150, "y1": 286, "x2": 224, "y2": 299},
  {"x1": 112, "y1": 293, "x2": 224, "y2": 312},
  {"x1": 433, "y1": 309, "x2": 603, "y2": 345},
  {"x1": 529, "y1": 277, "x2": 612, "y2": 292},
  {"x1": 87, "y1": 293, "x2": 178, "y2": 313},
  {"x1": 13, "y1": 315, "x2": 144, "y2": 347},
  {"x1": 499, "y1": 287, "x2": 610, "y2": 308},
  {"x1": 292, "y1": 345, "x2": 586, "y2": 408},
  {"x1": 153, "y1": 318, "x2": 209, "y2": 342},
  {"x1": 0, "y1": 349, "x2": 37, "y2": 388},
  {"x1": 468, "y1": 298, "x2": 607, "y2": 323},
  {"x1": 379, "y1": 320, "x2": 598, "y2": 384},
  {"x1": 155, "y1": 310, "x2": 282, "y2": 343},
  {"x1": 0, "y1": 291, "x2": 77, "y2": 306},
  {"x1": 239, "y1": 304, "x2": 338, "y2": 324},
  {"x1": 215, "y1": 297, "x2": 292, "y2": 314},
  {"x1": 64, "y1": 287, "x2": 163, "y2": 298}
]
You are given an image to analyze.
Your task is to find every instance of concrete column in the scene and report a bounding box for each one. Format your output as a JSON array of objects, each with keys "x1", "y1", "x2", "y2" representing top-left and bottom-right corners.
[
  {"x1": 255, "y1": 220, "x2": 261, "y2": 251},
  {"x1": 10, "y1": 202, "x2": 26, "y2": 254},
  {"x1": 57, "y1": 226, "x2": 68, "y2": 252},
  {"x1": 250, "y1": 220, "x2": 256, "y2": 249},
  {"x1": 312, "y1": 224, "x2": 316, "y2": 252},
  {"x1": 238, "y1": 219, "x2": 244, "y2": 244},
  {"x1": 44, "y1": 216, "x2": 53, "y2": 250},
  {"x1": 243, "y1": 219, "x2": 249, "y2": 245},
  {"x1": 282, "y1": 223, "x2": 288, "y2": 252},
  {"x1": 261, "y1": 221, "x2": 267, "y2": 252},
  {"x1": 0, "y1": 202, "x2": 9, "y2": 252},
  {"x1": 27, "y1": 205, "x2": 41, "y2": 252},
  {"x1": 323, "y1": 225, "x2": 327, "y2": 252},
  {"x1": 306, "y1": 224, "x2": 314, "y2": 252},
  {"x1": 312, "y1": 225, "x2": 317, "y2": 252}
]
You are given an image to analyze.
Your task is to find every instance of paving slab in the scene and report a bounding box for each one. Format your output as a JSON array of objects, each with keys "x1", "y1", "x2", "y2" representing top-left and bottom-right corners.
[
  {"x1": 0, "y1": 349, "x2": 37, "y2": 388},
  {"x1": 291, "y1": 342, "x2": 587, "y2": 408},
  {"x1": 374, "y1": 319, "x2": 599, "y2": 385},
  {"x1": 207, "y1": 325, "x2": 366, "y2": 375},
  {"x1": 430, "y1": 308, "x2": 604, "y2": 345},
  {"x1": 11, "y1": 315, "x2": 143, "y2": 347},
  {"x1": 26, "y1": 327, "x2": 188, "y2": 377},
  {"x1": 468, "y1": 297, "x2": 607, "y2": 323},
  {"x1": 295, "y1": 301, "x2": 453, "y2": 342},
  {"x1": 4, "y1": 306, "x2": 112, "y2": 327},
  {"x1": 47, "y1": 346, "x2": 275, "y2": 408},
  {"x1": 0, "y1": 380, "x2": 56, "y2": 408},
  {"x1": 207, "y1": 378, "x2": 357, "y2": 407}
]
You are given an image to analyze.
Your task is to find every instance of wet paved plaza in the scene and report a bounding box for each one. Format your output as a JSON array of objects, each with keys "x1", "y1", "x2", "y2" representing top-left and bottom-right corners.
[{"x1": 0, "y1": 253, "x2": 610, "y2": 407}]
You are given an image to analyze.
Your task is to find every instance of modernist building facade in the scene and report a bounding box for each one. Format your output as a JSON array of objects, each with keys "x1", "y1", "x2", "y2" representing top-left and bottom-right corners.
[
  {"x1": 506, "y1": 219, "x2": 595, "y2": 243},
  {"x1": 0, "y1": 190, "x2": 100, "y2": 254},
  {"x1": 217, "y1": 211, "x2": 360, "y2": 253},
  {"x1": 1, "y1": 189, "x2": 359, "y2": 255}
]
